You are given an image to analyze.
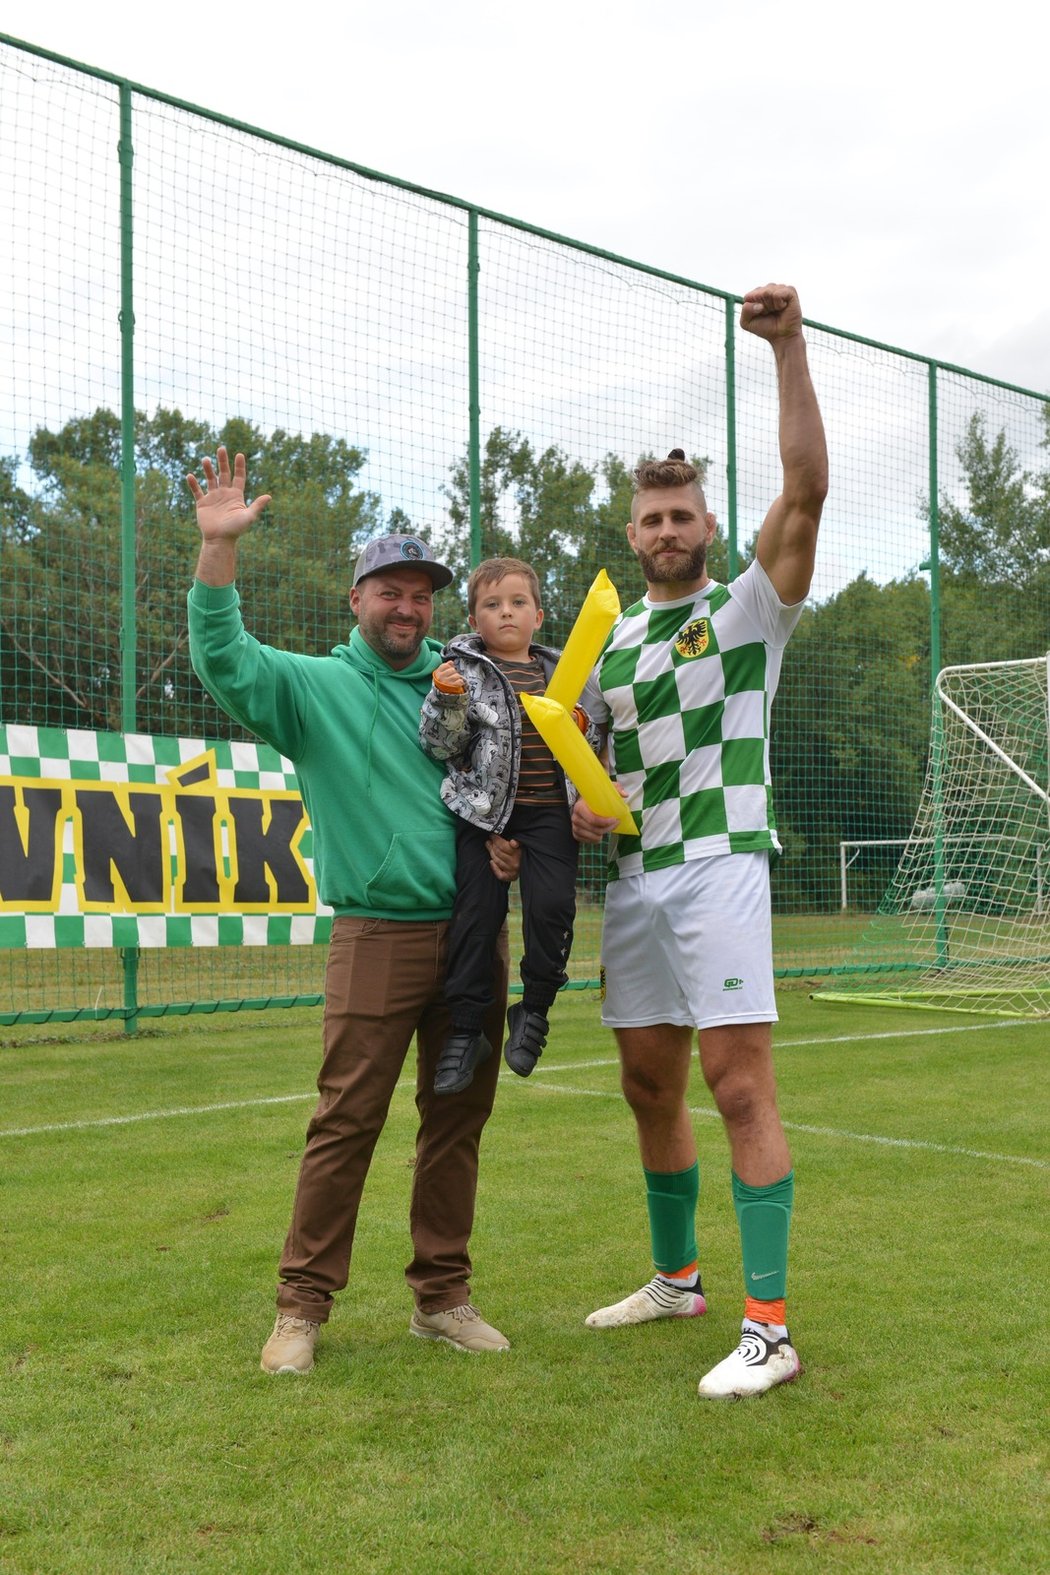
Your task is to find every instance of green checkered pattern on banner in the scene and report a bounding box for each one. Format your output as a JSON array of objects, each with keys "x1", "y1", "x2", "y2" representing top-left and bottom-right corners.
[
  {"x1": 0, "y1": 724, "x2": 332, "y2": 950},
  {"x1": 597, "y1": 567, "x2": 796, "y2": 880}
]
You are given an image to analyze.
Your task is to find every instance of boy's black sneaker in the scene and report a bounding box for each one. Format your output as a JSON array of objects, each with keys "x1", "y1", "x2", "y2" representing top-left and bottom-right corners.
[
  {"x1": 503, "y1": 1005, "x2": 548, "y2": 1076},
  {"x1": 434, "y1": 1031, "x2": 492, "y2": 1095}
]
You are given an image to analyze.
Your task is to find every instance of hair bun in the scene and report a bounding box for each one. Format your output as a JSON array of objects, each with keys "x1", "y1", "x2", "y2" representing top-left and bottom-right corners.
[{"x1": 667, "y1": 448, "x2": 686, "y2": 461}]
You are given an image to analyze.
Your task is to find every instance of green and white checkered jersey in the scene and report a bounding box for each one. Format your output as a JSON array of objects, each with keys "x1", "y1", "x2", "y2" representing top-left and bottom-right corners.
[{"x1": 591, "y1": 560, "x2": 805, "y2": 878}]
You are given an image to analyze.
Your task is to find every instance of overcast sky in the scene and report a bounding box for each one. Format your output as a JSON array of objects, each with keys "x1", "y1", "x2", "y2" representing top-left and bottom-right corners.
[{"x1": 2, "y1": 0, "x2": 1045, "y2": 395}]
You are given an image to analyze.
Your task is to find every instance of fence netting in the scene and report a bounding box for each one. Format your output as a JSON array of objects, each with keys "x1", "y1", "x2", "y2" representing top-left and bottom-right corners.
[{"x1": 2, "y1": 38, "x2": 1048, "y2": 1023}]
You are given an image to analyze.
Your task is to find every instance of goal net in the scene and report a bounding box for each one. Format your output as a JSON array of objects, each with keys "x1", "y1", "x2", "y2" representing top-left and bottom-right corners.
[{"x1": 816, "y1": 655, "x2": 1050, "y2": 1017}]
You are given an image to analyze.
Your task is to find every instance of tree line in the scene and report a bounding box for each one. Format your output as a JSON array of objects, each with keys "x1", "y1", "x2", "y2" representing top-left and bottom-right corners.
[{"x1": 2, "y1": 404, "x2": 1048, "y2": 912}]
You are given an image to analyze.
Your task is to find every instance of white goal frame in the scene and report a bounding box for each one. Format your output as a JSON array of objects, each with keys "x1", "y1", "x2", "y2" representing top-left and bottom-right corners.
[
  {"x1": 839, "y1": 835, "x2": 1049, "y2": 913},
  {"x1": 819, "y1": 653, "x2": 1050, "y2": 1017}
]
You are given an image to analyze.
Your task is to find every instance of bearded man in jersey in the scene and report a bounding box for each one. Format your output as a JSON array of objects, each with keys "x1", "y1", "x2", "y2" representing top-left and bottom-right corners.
[{"x1": 572, "y1": 283, "x2": 828, "y2": 1399}]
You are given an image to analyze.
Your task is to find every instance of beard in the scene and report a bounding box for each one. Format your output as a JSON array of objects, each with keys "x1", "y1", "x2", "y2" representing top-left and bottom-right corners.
[
  {"x1": 358, "y1": 611, "x2": 426, "y2": 665},
  {"x1": 635, "y1": 540, "x2": 707, "y2": 586}
]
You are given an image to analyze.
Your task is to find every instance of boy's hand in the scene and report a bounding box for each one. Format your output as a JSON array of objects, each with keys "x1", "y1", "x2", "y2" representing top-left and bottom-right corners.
[
  {"x1": 486, "y1": 835, "x2": 521, "y2": 882},
  {"x1": 432, "y1": 661, "x2": 467, "y2": 695}
]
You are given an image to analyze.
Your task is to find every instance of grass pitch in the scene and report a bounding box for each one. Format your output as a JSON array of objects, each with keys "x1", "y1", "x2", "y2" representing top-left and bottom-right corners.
[{"x1": 1, "y1": 990, "x2": 1046, "y2": 1573}]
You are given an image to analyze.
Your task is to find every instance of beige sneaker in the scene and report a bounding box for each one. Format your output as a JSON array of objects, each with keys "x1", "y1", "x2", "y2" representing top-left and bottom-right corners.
[
  {"x1": 409, "y1": 1302, "x2": 510, "y2": 1353},
  {"x1": 260, "y1": 1313, "x2": 320, "y2": 1374}
]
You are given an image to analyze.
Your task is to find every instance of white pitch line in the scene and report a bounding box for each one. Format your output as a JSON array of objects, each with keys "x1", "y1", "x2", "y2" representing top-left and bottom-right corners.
[
  {"x1": 538, "y1": 1057, "x2": 617, "y2": 1073},
  {"x1": 530, "y1": 1014, "x2": 1045, "y2": 1068},
  {"x1": 7, "y1": 1077, "x2": 1045, "y2": 1171},
  {"x1": 0, "y1": 1066, "x2": 619, "y2": 1140},
  {"x1": 775, "y1": 1118, "x2": 1050, "y2": 1169},
  {"x1": 774, "y1": 1018, "x2": 1039, "y2": 1048},
  {"x1": 522, "y1": 1080, "x2": 1049, "y2": 1170},
  {"x1": 3, "y1": 1012, "x2": 1046, "y2": 1171},
  {"x1": 0, "y1": 1091, "x2": 316, "y2": 1139}
]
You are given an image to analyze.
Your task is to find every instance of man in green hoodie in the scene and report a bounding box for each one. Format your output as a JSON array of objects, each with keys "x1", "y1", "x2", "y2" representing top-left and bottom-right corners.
[{"x1": 187, "y1": 447, "x2": 514, "y2": 1373}]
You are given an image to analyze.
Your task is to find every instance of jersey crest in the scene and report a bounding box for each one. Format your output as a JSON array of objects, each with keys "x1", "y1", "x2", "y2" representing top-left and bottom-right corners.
[{"x1": 674, "y1": 618, "x2": 710, "y2": 659}]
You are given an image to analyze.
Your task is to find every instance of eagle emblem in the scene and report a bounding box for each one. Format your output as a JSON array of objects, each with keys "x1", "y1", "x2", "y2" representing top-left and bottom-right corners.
[{"x1": 674, "y1": 618, "x2": 710, "y2": 658}]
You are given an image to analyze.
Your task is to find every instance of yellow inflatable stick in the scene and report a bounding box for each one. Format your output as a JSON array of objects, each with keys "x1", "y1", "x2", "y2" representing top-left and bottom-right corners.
[
  {"x1": 521, "y1": 693, "x2": 639, "y2": 836},
  {"x1": 544, "y1": 568, "x2": 620, "y2": 712}
]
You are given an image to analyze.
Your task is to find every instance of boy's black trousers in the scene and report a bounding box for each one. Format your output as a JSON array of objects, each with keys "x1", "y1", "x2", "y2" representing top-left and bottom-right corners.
[{"x1": 444, "y1": 803, "x2": 579, "y2": 1031}]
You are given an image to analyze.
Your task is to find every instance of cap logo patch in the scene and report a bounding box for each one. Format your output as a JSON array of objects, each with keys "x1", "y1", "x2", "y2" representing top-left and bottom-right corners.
[{"x1": 400, "y1": 539, "x2": 426, "y2": 561}]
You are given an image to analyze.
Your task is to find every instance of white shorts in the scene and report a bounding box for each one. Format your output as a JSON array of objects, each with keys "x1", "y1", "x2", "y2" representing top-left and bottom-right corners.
[{"x1": 600, "y1": 853, "x2": 777, "y2": 1030}]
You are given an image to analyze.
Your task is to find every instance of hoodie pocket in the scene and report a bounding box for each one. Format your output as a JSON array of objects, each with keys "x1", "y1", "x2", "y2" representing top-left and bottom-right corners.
[{"x1": 364, "y1": 832, "x2": 456, "y2": 912}]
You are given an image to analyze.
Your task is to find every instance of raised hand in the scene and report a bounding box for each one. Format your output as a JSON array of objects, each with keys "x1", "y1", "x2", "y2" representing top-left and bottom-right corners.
[
  {"x1": 740, "y1": 284, "x2": 803, "y2": 343},
  {"x1": 186, "y1": 446, "x2": 272, "y2": 541}
]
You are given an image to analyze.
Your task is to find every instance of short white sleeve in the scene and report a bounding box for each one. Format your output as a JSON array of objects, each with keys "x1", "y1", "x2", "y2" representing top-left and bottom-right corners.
[{"x1": 728, "y1": 558, "x2": 807, "y2": 649}]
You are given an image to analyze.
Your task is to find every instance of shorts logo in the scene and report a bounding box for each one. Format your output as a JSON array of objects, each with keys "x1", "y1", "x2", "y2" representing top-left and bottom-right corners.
[
  {"x1": 723, "y1": 976, "x2": 744, "y2": 991},
  {"x1": 675, "y1": 618, "x2": 710, "y2": 659},
  {"x1": 599, "y1": 965, "x2": 606, "y2": 1003}
]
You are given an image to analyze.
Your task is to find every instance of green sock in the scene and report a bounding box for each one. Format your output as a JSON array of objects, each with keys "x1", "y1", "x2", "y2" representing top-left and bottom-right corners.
[
  {"x1": 643, "y1": 1161, "x2": 699, "y2": 1275},
  {"x1": 732, "y1": 1169, "x2": 794, "y2": 1301}
]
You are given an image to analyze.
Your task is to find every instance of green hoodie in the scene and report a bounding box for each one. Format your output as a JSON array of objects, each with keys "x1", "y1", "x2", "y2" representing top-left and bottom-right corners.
[{"x1": 187, "y1": 580, "x2": 456, "y2": 920}]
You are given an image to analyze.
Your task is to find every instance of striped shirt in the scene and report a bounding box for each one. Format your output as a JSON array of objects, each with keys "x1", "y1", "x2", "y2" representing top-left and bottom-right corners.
[{"x1": 495, "y1": 656, "x2": 563, "y2": 804}]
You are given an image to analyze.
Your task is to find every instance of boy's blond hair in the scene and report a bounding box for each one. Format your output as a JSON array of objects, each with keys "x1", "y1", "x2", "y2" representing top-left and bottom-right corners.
[{"x1": 467, "y1": 557, "x2": 542, "y2": 616}]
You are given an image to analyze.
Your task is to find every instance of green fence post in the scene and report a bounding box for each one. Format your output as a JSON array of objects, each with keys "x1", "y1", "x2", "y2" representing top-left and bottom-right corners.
[
  {"x1": 121, "y1": 946, "x2": 140, "y2": 1035},
  {"x1": 724, "y1": 297, "x2": 738, "y2": 580},
  {"x1": 927, "y1": 361, "x2": 942, "y2": 688},
  {"x1": 118, "y1": 82, "x2": 139, "y2": 1033},
  {"x1": 118, "y1": 82, "x2": 136, "y2": 732},
  {"x1": 927, "y1": 362, "x2": 949, "y2": 969},
  {"x1": 468, "y1": 208, "x2": 481, "y2": 571}
]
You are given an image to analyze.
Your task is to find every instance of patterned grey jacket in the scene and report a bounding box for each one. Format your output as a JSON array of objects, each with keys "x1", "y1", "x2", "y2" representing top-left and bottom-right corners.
[{"x1": 418, "y1": 631, "x2": 604, "y2": 834}]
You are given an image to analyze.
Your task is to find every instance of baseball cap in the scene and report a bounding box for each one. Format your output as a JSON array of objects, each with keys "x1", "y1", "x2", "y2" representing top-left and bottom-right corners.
[{"x1": 351, "y1": 533, "x2": 454, "y2": 590}]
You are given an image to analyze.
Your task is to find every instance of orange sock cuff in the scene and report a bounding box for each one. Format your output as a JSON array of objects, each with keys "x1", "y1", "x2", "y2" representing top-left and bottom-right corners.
[
  {"x1": 661, "y1": 1260, "x2": 698, "y2": 1283},
  {"x1": 745, "y1": 1296, "x2": 786, "y2": 1325}
]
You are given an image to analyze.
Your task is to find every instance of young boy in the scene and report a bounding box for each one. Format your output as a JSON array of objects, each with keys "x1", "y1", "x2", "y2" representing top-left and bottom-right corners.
[{"x1": 419, "y1": 557, "x2": 602, "y2": 1095}]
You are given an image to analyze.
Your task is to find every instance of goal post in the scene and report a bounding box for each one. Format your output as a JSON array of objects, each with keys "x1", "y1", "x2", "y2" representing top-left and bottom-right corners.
[
  {"x1": 816, "y1": 654, "x2": 1050, "y2": 1018},
  {"x1": 839, "y1": 835, "x2": 1049, "y2": 913},
  {"x1": 840, "y1": 839, "x2": 916, "y2": 911}
]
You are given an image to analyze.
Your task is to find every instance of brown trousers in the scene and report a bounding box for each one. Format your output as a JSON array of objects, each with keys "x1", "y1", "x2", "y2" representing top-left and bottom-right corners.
[{"x1": 275, "y1": 916, "x2": 509, "y2": 1321}]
